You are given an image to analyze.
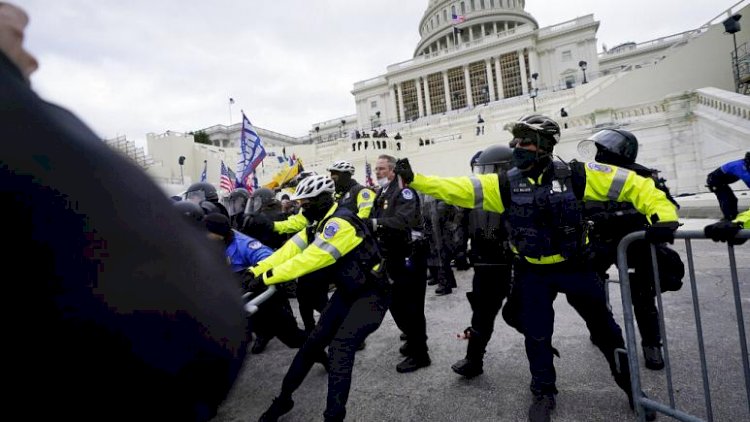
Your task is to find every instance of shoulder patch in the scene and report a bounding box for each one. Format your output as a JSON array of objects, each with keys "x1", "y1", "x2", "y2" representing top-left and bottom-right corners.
[
  {"x1": 401, "y1": 189, "x2": 414, "y2": 200},
  {"x1": 361, "y1": 190, "x2": 371, "y2": 200},
  {"x1": 248, "y1": 240, "x2": 262, "y2": 250},
  {"x1": 587, "y1": 162, "x2": 613, "y2": 173},
  {"x1": 323, "y1": 221, "x2": 340, "y2": 239}
]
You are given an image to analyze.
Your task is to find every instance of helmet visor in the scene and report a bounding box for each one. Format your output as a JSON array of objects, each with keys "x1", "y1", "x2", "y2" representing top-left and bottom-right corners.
[
  {"x1": 227, "y1": 196, "x2": 246, "y2": 216},
  {"x1": 185, "y1": 190, "x2": 206, "y2": 204},
  {"x1": 577, "y1": 139, "x2": 597, "y2": 160}
]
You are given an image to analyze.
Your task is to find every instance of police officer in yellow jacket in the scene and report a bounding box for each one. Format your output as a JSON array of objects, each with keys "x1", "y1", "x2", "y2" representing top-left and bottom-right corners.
[
  {"x1": 273, "y1": 162, "x2": 375, "y2": 235},
  {"x1": 246, "y1": 175, "x2": 390, "y2": 422},
  {"x1": 395, "y1": 114, "x2": 676, "y2": 422}
]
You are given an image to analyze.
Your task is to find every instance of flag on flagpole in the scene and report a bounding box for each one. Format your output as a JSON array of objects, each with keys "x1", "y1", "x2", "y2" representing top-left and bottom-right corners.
[
  {"x1": 200, "y1": 160, "x2": 208, "y2": 182},
  {"x1": 219, "y1": 160, "x2": 235, "y2": 192},
  {"x1": 237, "y1": 112, "x2": 267, "y2": 190},
  {"x1": 451, "y1": 13, "x2": 465, "y2": 24}
]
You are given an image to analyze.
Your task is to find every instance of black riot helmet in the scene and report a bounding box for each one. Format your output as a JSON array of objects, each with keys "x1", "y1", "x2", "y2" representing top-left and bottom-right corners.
[
  {"x1": 507, "y1": 114, "x2": 561, "y2": 152},
  {"x1": 587, "y1": 129, "x2": 639, "y2": 166},
  {"x1": 185, "y1": 182, "x2": 219, "y2": 204},
  {"x1": 173, "y1": 200, "x2": 205, "y2": 224},
  {"x1": 245, "y1": 187, "x2": 278, "y2": 215},
  {"x1": 199, "y1": 200, "x2": 220, "y2": 216},
  {"x1": 227, "y1": 188, "x2": 249, "y2": 216},
  {"x1": 473, "y1": 144, "x2": 514, "y2": 174}
]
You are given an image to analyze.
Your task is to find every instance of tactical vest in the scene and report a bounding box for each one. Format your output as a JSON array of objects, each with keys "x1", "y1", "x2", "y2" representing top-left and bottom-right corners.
[
  {"x1": 336, "y1": 182, "x2": 366, "y2": 214},
  {"x1": 467, "y1": 208, "x2": 511, "y2": 264},
  {"x1": 506, "y1": 161, "x2": 585, "y2": 259},
  {"x1": 313, "y1": 206, "x2": 383, "y2": 295}
]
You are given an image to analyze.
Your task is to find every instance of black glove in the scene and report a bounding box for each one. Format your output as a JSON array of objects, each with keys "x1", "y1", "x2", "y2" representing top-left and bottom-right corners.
[
  {"x1": 395, "y1": 158, "x2": 414, "y2": 184},
  {"x1": 704, "y1": 220, "x2": 746, "y2": 245},
  {"x1": 242, "y1": 271, "x2": 267, "y2": 293},
  {"x1": 243, "y1": 213, "x2": 274, "y2": 236},
  {"x1": 645, "y1": 221, "x2": 679, "y2": 244}
]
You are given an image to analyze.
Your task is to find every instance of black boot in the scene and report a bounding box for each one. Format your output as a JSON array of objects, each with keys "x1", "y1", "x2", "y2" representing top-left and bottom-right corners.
[
  {"x1": 613, "y1": 351, "x2": 656, "y2": 421},
  {"x1": 627, "y1": 391, "x2": 657, "y2": 421},
  {"x1": 452, "y1": 334, "x2": 485, "y2": 378},
  {"x1": 314, "y1": 350, "x2": 330, "y2": 372},
  {"x1": 528, "y1": 393, "x2": 556, "y2": 422},
  {"x1": 396, "y1": 353, "x2": 431, "y2": 373},
  {"x1": 451, "y1": 358, "x2": 483, "y2": 378},
  {"x1": 252, "y1": 335, "x2": 271, "y2": 354},
  {"x1": 259, "y1": 396, "x2": 294, "y2": 422},
  {"x1": 642, "y1": 345, "x2": 664, "y2": 370}
]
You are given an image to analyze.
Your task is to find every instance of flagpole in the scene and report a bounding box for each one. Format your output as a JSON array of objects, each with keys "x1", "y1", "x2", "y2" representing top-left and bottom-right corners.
[{"x1": 228, "y1": 99, "x2": 233, "y2": 126}]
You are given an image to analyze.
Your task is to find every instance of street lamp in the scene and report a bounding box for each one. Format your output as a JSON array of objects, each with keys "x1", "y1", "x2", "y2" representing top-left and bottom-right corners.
[
  {"x1": 530, "y1": 72, "x2": 539, "y2": 112},
  {"x1": 340, "y1": 119, "x2": 346, "y2": 137},
  {"x1": 578, "y1": 60, "x2": 588, "y2": 84},
  {"x1": 178, "y1": 156, "x2": 185, "y2": 185},
  {"x1": 723, "y1": 14, "x2": 742, "y2": 93}
]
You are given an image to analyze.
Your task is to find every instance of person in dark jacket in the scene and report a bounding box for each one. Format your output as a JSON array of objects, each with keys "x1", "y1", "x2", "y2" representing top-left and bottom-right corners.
[
  {"x1": 579, "y1": 129, "x2": 684, "y2": 371},
  {"x1": 1, "y1": 5, "x2": 246, "y2": 420},
  {"x1": 368, "y1": 154, "x2": 432, "y2": 373},
  {"x1": 248, "y1": 175, "x2": 390, "y2": 422},
  {"x1": 706, "y1": 151, "x2": 750, "y2": 221}
]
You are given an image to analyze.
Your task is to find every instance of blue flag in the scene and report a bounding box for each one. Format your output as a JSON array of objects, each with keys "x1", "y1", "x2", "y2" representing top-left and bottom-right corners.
[
  {"x1": 237, "y1": 113, "x2": 266, "y2": 188},
  {"x1": 200, "y1": 160, "x2": 207, "y2": 182}
]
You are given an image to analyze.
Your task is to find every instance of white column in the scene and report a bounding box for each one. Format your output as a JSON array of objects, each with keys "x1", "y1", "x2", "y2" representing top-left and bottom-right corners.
[
  {"x1": 396, "y1": 84, "x2": 405, "y2": 122},
  {"x1": 485, "y1": 58, "x2": 496, "y2": 102},
  {"x1": 495, "y1": 56, "x2": 505, "y2": 99},
  {"x1": 415, "y1": 78, "x2": 424, "y2": 118},
  {"x1": 423, "y1": 77, "x2": 432, "y2": 116},
  {"x1": 443, "y1": 71, "x2": 452, "y2": 111},
  {"x1": 518, "y1": 50, "x2": 528, "y2": 95},
  {"x1": 464, "y1": 65, "x2": 473, "y2": 108},
  {"x1": 528, "y1": 47, "x2": 539, "y2": 88},
  {"x1": 493, "y1": 22, "x2": 498, "y2": 35},
  {"x1": 469, "y1": 25, "x2": 474, "y2": 42},
  {"x1": 504, "y1": 22, "x2": 508, "y2": 32}
]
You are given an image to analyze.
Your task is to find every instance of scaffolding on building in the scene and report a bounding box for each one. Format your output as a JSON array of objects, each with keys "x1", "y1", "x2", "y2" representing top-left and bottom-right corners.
[
  {"x1": 104, "y1": 135, "x2": 155, "y2": 169},
  {"x1": 733, "y1": 41, "x2": 750, "y2": 95}
]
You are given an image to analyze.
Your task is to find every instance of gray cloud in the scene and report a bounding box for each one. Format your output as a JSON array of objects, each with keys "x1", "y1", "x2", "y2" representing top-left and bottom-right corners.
[{"x1": 21, "y1": 0, "x2": 735, "y2": 148}]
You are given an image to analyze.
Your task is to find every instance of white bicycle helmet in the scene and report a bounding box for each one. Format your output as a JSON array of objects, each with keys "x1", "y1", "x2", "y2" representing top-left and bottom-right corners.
[
  {"x1": 291, "y1": 175, "x2": 335, "y2": 200},
  {"x1": 326, "y1": 160, "x2": 355, "y2": 174}
]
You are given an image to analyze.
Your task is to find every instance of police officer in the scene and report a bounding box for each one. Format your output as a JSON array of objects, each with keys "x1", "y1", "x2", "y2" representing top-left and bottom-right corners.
[
  {"x1": 226, "y1": 187, "x2": 249, "y2": 229},
  {"x1": 422, "y1": 195, "x2": 460, "y2": 295},
  {"x1": 451, "y1": 145, "x2": 515, "y2": 378},
  {"x1": 580, "y1": 129, "x2": 683, "y2": 370},
  {"x1": 203, "y1": 213, "x2": 329, "y2": 368},
  {"x1": 185, "y1": 181, "x2": 229, "y2": 217},
  {"x1": 706, "y1": 152, "x2": 750, "y2": 221},
  {"x1": 369, "y1": 154, "x2": 431, "y2": 373},
  {"x1": 327, "y1": 159, "x2": 376, "y2": 218},
  {"x1": 246, "y1": 175, "x2": 390, "y2": 422},
  {"x1": 396, "y1": 114, "x2": 675, "y2": 421}
]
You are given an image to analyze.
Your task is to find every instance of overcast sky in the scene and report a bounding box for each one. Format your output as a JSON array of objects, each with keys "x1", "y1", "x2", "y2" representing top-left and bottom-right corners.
[{"x1": 21, "y1": 0, "x2": 739, "y2": 148}]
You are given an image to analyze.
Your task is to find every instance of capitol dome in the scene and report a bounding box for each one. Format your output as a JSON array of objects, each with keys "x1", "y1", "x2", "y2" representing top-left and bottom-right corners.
[{"x1": 415, "y1": 0, "x2": 538, "y2": 57}]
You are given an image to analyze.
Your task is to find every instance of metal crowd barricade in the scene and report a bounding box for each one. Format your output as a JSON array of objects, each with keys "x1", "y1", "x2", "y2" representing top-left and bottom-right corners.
[
  {"x1": 616, "y1": 230, "x2": 750, "y2": 422},
  {"x1": 243, "y1": 285, "x2": 277, "y2": 315}
]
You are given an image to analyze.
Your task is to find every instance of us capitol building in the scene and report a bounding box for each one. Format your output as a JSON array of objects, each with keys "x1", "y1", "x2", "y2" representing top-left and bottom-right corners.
[{"x1": 120, "y1": 0, "x2": 749, "y2": 210}]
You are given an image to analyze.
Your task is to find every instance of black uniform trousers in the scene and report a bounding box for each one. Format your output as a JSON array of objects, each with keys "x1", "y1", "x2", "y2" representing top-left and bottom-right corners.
[
  {"x1": 593, "y1": 239, "x2": 662, "y2": 347},
  {"x1": 386, "y1": 243, "x2": 429, "y2": 355},
  {"x1": 249, "y1": 291, "x2": 308, "y2": 348},
  {"x1": 516, "y1": 260, "x2": 631, "y2": 396},
  {"x1": 296, "y1": 272, "x2": 332, "y2": 333},
  {"x1": 278, "y1": 286, "x2": 390, "y2": 422},
  {"x1": 466, "y1": 263, "x2": 512, "y2": 357}
]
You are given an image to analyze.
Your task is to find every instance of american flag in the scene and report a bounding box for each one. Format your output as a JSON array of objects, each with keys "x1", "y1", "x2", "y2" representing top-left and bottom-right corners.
[
  {"x1": 452, "y1": 14, "x2": 465, "y2": 24},
  {"x1": 219, "y1": 160, "x2": 235, "y2": 192}
]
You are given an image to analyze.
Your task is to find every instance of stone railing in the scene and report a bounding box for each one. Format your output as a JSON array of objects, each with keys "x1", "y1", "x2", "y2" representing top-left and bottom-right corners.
[
  {"x1": 695, "y1": 87, "x2": 750, "y2": 121},
  {"x1": 538, "y1": 15, "x2": 594, "y2": 38}
]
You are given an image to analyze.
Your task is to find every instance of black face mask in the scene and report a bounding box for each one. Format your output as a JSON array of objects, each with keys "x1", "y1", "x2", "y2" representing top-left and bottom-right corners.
[
  {"x1": 301, "y1": 195, "x2": 334, "y2": 222},
  {"x1": 512, "y1": 148, "x2": 539, "y2": 170}
]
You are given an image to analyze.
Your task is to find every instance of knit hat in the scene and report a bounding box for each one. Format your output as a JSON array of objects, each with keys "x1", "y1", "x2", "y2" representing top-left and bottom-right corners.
[{"x1": 204, "y1": 213, "x2": 231, "y2": 237}]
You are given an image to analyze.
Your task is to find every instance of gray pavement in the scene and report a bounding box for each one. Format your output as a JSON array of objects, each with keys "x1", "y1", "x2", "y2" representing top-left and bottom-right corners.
[{"x1": 213, "y1": 224, "x2": 749, "y2": 422}]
